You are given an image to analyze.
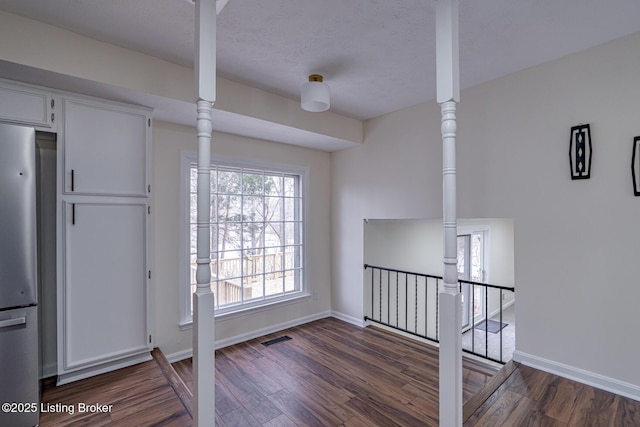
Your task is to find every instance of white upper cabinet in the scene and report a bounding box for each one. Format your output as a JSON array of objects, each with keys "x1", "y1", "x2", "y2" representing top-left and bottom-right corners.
[
  {"x1": 0, "y1": 79, "x2": 54, "y2": 129},
  {"x1": 63, "y1": 97, "x2": 150, "y2": 197}
]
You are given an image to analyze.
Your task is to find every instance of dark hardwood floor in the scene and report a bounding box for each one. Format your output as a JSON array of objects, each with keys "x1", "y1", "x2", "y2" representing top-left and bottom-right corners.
[
  {"x1": 465, "y1": 363, "x2": 640, "y2": 426},
  {"x1": 39, "y1": 317, "x2": 640, "y2": 426},
  {"x1": 173, "y1": 317, "x2": 498, "y2": 426},
  {"x1": 40, "y1": 359, "x2": 192, "y2": 426}
]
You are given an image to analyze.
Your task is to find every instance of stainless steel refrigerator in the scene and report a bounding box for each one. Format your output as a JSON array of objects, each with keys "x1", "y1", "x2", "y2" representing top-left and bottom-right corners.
[{"x1": 0, "y1": 123, "x2": 40, "y2": 427}]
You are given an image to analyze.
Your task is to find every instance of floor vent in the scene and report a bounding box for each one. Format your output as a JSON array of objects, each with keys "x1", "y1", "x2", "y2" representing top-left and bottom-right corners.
[{"x1": 262, "y1": 336, "x2": 292, "y2": 347}]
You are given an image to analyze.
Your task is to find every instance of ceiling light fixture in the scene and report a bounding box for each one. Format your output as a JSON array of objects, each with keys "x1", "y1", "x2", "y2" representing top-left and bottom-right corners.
[{"x1": 301, "y1": 74, "x2": 330, "y2": 112}]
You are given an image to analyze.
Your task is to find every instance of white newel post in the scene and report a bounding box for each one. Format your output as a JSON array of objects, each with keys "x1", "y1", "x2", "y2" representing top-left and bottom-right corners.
[
  {"x1": 194, "y1": 0, "x2": 216, "y2": 425},
  {"x1": 436, "y1": 0, "x2": 462, "y2": 426}
]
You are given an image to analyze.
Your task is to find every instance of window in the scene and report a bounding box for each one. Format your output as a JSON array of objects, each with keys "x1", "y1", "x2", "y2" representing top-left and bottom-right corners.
[
  {"x1": 457, "y1": 228, "x2": 488, "y2": 330},
  {"x1": 180, "y1": 152, "x2": 308, "y2": 326}
]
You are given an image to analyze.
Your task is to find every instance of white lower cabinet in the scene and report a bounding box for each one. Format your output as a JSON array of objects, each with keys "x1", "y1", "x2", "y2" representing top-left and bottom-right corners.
[{"x1": 58, "y1": 201, "x2": 150, "y2": 384}]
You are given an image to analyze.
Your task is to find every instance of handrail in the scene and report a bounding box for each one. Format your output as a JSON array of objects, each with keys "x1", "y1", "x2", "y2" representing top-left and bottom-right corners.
[
  {"x1": 363, "y1": 263, "x2": 515, "y2": 364},
  {"x1": 364, "y1": 264, "x2": 444, "y2": 280},
  {"x1": 365, "y1": 263, "x2": 515, "y2": 291},
  {"x1": 458, "y1": 279, "x2": 515, "y2": 292}
]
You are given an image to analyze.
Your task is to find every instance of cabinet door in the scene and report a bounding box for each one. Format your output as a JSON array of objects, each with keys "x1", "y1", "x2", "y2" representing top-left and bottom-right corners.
[
  {"x1": 62, "y1": 201, "x2": 149, "y2": 372},
  {"x1": 64, "y1": 98, "x2": 149, "y2": 197},
  {"x1": 0, "y1": 80, "x2": 52, "y2": 128}
]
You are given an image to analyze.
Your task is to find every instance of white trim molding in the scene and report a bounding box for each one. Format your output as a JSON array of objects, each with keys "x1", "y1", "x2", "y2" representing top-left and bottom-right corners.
[
  {"x1": 331, "y1": 311, "x2": 366, "y2": 327},
  {"x1": 513, "y1": 351, "x2": 640, "y2": 402}
]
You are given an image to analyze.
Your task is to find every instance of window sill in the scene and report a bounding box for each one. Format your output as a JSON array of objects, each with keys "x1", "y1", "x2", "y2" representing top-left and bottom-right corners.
[{"x1": 178, "y1": 292, "x2": 311, "y2": 331}]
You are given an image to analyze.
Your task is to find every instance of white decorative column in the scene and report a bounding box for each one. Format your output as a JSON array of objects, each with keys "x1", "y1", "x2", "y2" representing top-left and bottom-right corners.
[
  {"x1": 193, "y1": 0, "x2": 216, "y2": 425},
  {"x1": 436, "y1": 0, "x2": 462, "y2": 426}
]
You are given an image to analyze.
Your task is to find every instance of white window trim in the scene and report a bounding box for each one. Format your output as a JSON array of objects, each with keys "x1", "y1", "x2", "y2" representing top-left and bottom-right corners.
[{"x1": 178, "y1": 150, "x2": 310, "y2": 329}]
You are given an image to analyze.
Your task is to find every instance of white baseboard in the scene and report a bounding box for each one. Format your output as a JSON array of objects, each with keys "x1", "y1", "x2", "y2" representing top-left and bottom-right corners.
[
  {"x1": 164, "y1": 310, "x2": 332, "y2": 363},
  {"x1": 331, "y1": 310, "x2": 365, "y2": 327},
  {"x1": 513, "y1": 351, "x2": 640, "y2": 402},
  {"x1": 57, "y1": 352, "x2": 152, "y2": 385},
  {"x1": 165, "y1": 348, "x2": 193, "y2": 364}
]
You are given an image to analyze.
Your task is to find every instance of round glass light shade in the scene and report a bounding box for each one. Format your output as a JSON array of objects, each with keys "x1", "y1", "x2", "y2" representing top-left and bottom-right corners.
[{"x1": 301, "y1": 81, "x2": 330, "y2": 112}]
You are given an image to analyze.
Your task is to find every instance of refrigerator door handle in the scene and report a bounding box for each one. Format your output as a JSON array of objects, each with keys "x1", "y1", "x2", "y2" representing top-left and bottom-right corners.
[{"x1": 0, "y1": 317, "x2": 27, "y2": 329}]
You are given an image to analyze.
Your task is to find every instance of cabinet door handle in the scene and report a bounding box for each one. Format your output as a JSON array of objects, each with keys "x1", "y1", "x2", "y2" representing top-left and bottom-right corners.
[
  {"x1": 71, "y1": 169, "x2": 75, "y2": 191},
  {"x1": 72, "y1": 203, "x2": 76, "y2": 225},
  {"x1": 0, "y1": 317, "x2": 26, "y2": 329}
]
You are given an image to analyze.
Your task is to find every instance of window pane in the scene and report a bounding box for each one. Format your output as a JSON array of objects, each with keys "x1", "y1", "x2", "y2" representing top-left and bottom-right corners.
[
  {"x1": 210, "y1": 169, "x2": 217, "y2": 193},
  {"x1": 284, "y1": 197, "x2": 300, "y2": 221},
  {"x1": 210, "y1": 255, "x2": 218, "y2": 279},
  {"x1": 243, "y1": 196, "x2": 263, "y2": 220},
  {"x1": 190, "y1": 225, "x2": 198, "y2": 253},
  {"x1": 284, "y1": 175, "x2": 297, "y2": 197},
  {"x1": 210, "y1": 228, "x2": 218, "y2": 258},
  {"x1": 218, "y1": 250, "x2": 241, "y2": 279},
  {"x1": 284, "y1": 246, "x2": 301, "y2": 270},
  {"x1": 457, "y1": 235, "x2": 468, "y2": 280},
  {"x1": 471, "y1": 232, "x2": 484, "y2": 282},
  {"x1": 284, "y1": 222, "x2": 301, "y2": 245},
  {"x1": 243, "y1": 250, "x2": 264, "y2": 275},
  {"x1": 210, "y1": 197, "x2": 216, "y2": 222},
  {"x1": 243, "y1": 222, "x2": 264, "y2": 250},
  {"x1": 265, "y1": 196, "x2": 282, "y2": 222},
  {"x1": 265, "y1": 222, "x2": 283, "y2": 247},
  {"x1": 218, "y1": 169, "x2": 241, "y2": 194},
  {"x1": 264, "y1": 174, "x2": 282, "y2": 196},
  {"x1": 190, "y1": 167, "x2": 197, "y2": 192},
  {"x1": 217, "y1": 278, "x2": 242, "y2": 306},
  {"x1": 285, "y1": 269, "x2": 300, "y2": 292},
  {"x1": 264, "y1": 249, "x2": 283, "y2": 274},
  {"x1": 190, "y1": 193, "x2": 197, "y2": 223},
  {"x1": 218, "y1": 222, "x2": 241, "y2": 251},
  {"x1": 217, "y1": 194, "x2": 241, "y2": 222},
  {"x1": 266, "y1": 274, "x2": 283, "y2": 297},
  {"x1": 190, "y1": 254, "x2": 197, "y2": 285},
  {"x1": 243, "y1": 171, "x2": 263, "y2": 195},
  {"x1": 244, "y1": 275, "x2": 264, "y2": 300}
]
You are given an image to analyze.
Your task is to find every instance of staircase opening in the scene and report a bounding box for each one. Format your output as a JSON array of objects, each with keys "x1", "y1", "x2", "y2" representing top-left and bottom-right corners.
[{"x1": 363, "y1": 218, "x2": 515, "y2": 363}]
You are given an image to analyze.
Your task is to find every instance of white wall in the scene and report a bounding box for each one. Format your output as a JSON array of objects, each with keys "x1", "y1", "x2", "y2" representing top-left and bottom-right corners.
[
  {"x1": 364, "y1": 219, "x2": 443, "y2": 275},
  {"x1": 332, "y1": 32, "x2": 640, "y2": 391},
  {"x1": 364, "y1": 218, "x2": 514, "y2": 288},
  {"x1": 331, "y1": 106, "x2": 443, "y2": 322},
  {"x1": 153, "y1": 121, "x2": 332, "y2": 357}
]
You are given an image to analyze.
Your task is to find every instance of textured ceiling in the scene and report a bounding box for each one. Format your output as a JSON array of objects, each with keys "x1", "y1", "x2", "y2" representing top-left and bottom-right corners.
[{"x1": 1, "y1": 0, "x2": 640, "y2": 120}]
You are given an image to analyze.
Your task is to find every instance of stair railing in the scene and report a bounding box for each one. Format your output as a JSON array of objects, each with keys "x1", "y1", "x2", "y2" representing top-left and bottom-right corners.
[{"x1": 364, "y1": 264, "x2": 515, "y2": 364}]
